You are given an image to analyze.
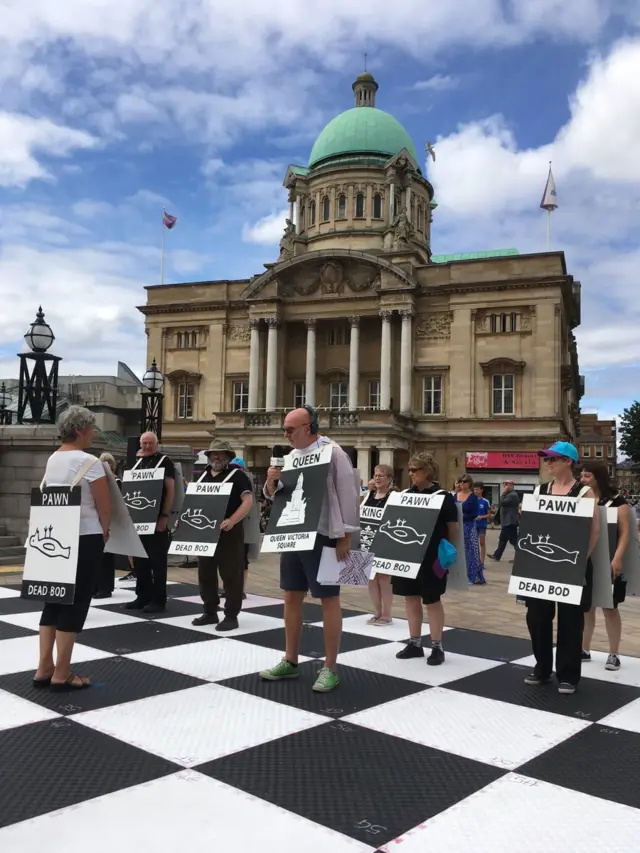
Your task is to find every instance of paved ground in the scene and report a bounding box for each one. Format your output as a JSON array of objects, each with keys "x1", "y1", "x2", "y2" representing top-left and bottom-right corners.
[{"x1": 3, "y1": 529, "x2": 640, "y2": 656}]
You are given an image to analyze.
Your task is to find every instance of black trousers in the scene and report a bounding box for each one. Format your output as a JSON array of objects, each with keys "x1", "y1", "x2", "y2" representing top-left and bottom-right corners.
[
  {"x1": 40, "y1": 534, "x2": 104, "y2": 633},
  {"x1": 134, "y1": 529, "x2": 170, "y2": 605},
  {"x1": 198, "y1": 525, "x2": 245, "y2": 619},
  {"x1": 95, "y1": 551, "x2": 115, "y2": 595},
  {"x1": 494, "y1": 524, "x2": 518, "y2": 559}
]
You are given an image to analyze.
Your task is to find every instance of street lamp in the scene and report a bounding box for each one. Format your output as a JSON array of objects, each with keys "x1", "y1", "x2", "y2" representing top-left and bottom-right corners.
[
  {"x1": 140, "y1": 357, "x2": 164, "y2": 440},
  {"x1": 0, "y1": 382, "x2": 12, "y2": 425},
  {"x1": 17, "y1": 307, "x2": 61, "y2": 424}
]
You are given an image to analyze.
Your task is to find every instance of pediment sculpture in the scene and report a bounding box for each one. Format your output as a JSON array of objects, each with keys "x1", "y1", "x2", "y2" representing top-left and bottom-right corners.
[{"x1": 279, "y1": 260, "x2": 381, "y2": 297}]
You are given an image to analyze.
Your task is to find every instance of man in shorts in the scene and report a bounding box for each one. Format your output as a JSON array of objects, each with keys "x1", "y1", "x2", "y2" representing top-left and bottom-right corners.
[{"x1": 394, "y1": 454, "x2": 458, "y2": 666}]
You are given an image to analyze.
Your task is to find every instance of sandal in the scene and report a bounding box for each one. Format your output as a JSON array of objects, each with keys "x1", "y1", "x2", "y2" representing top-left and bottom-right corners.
[
  {"x1": 366, "y1": 616, "x2": 381, "y2": 625},
  {"x1": 374, "y1": 617, "x2": 393, "y2": 625},
  {"x1": 32, "y1": 675, "x2": 53, "y2": 689},
  {"x1": 49, "y1": 673, "x2": 92, "y2": 692}
]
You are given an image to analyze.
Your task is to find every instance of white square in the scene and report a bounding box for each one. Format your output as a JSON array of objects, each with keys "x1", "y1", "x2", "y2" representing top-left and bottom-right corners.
[
  {"x1": 161, "y1": 610, "x2": 284, "y2": 637},
  {"x1": 174, "y1": 593, "x2": 284, "y2": 609},
  {"x1": 599, "y1": 697, "x2": 640, "y2": 734},
  {"x1": 0, "y1": 688, "x2": 61, "y2": 731},
  {"x1": 91, "y1": 588, "x2": 137, "y2": 607},
  {"x1": 1, "y1": 607, "x2": 142, "y2": 632},
  {"x1": 387, "y1": 773, "x2": 640, "y2": 852},
  {"x1": 345, "y1": 687, "x2": 590, "y2": 770},
  {"x1": 337, "y1": 642, "x2": 501, "y2": 687},
  {"x1": 0, "y1": 635, "x2": 113, "y2": 677},
  {"x1": 129, "y1": 639, "x2": 312, "y2": 682},
  {"x1": 75, "y1": 683, "x2": 326, "y2": 766},
  {"x1": 0, "y1": 587, "x2": 20, "y2": 599},
  {"x1": 512, "y1": 649, "x2": 640, "y2": 688},
  {"x1": 0, "y1": 771, "x2": 374, "y2": 853},
  {"x1": 329, "y1": 613, "x2": 453, "y2": 642}
]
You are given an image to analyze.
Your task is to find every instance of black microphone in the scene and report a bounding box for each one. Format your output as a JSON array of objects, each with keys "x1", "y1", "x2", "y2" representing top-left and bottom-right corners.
[{"x1": 271, "y1": 444, "x2": 286, "y2": 467}]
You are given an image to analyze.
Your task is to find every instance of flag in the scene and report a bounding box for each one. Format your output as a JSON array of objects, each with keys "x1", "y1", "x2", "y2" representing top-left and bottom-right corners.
[
  {"x1": 162, "y1": 210, "x2": 177, "y2": 229},
  {"x1": 540, "y1": 167, "x2": 558, "y2": 212}
]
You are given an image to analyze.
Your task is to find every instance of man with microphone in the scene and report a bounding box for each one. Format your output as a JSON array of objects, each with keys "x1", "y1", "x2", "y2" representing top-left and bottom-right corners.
[{"x1": 259, "y1": 407, "x2": 359, "y2": 693}]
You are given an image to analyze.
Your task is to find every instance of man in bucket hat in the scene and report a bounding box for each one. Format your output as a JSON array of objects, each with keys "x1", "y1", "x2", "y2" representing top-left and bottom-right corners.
[{"x1": 191, "y1": 439, "x2": 254, "y2": 631}]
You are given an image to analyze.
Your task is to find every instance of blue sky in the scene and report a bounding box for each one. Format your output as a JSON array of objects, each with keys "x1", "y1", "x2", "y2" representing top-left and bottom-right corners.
[{"x1": 0, "y1": 0, "x2": 639, "y2": 428}]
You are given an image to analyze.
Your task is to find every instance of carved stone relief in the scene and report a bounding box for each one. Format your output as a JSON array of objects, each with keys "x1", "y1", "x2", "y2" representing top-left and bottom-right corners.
[
  {"x1": 415, "y1": 312, "x2": 453, "y2": 339},
  {"x1": 279, "y1": 259, "x2": 381, "y2": 298},
  {"x1": 228, "y1": 325, "x2": 251, "y2": 344}
]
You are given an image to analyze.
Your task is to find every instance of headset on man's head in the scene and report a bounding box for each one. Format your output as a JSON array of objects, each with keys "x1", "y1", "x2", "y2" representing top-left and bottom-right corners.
[{"x1": 302, "y1": 404, "x2": 319, "y2": 435}]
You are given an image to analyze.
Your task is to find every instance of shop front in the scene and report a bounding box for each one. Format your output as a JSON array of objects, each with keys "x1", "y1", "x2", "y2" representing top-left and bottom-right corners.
[{"x1": 465, "y1": 451, "x2": 542, "y2": 506}]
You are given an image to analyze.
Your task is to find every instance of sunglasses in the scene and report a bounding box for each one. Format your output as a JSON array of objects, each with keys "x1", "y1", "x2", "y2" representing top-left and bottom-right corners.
[{"x1": 408, "y1": 467, "x2": 422, "y2": 473}]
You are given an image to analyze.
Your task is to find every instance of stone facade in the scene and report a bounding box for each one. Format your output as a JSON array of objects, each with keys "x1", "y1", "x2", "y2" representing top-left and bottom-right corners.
[
  {"x1": 578, "y1": 413, "x2": 617, "y2": 479},
  {"x1": 138, "y1": 74, "x2": 583, "y2": 501}
]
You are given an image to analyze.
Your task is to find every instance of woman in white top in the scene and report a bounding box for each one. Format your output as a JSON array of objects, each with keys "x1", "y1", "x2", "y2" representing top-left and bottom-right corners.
[{"x1": 34, "y1": 406, "x2": 111, "y2": 692}]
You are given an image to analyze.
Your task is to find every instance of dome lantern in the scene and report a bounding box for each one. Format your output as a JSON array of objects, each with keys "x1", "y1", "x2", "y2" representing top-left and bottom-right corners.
[{"x1": 352, "y1": 72, "x2": 378, "y2": 108}]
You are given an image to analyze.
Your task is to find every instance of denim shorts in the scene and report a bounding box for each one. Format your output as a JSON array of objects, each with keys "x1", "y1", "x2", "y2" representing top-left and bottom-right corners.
[{"x1": 280, "y1": 534, "x2": 340, "y2": 599}]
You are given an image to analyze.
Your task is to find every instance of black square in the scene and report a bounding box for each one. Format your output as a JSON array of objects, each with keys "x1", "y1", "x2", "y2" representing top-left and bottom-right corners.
[
  {"x1": 0, "y1": 620, "x2": 37, "y2": 640},
  {"x1": 248, "y1": 602, "x2": 363, "y2": 623},
  {"x1": 0, "y1": 596, "x2": 42, "y2": 616},
  {"x1": 166, "y1": 582, "x2": 200, "y2": 598},
  {"x1": 519, "y1": 724, "x2": 640, "y2": 810},
  {"x1": 447, "y1": 663, "x2": 640, "y2": 721},
  {"x1": 97, "y1": 598, "x2": 203, "y2": 620},
  {"x1": 219, "y1": 660, "x2": 428, "y2": 717},
  {"x1": 235, "y1": 624, "x2": 391, "y2": 658},
  {"x1": 80, "y1": 620, "x2": 219, "y2": 655},
  {"x1": 0, "y1": 656, "x2": 206, "y2": 715},
  {"x1": 0, "y1": 718, "x2": 179, "y2": 828},
  {"x1": 437, "y1": 629, "x2": 534, "y2": 662},
  {"x1": 198, "y1": 722, "x2": 504, "y2": 846}
]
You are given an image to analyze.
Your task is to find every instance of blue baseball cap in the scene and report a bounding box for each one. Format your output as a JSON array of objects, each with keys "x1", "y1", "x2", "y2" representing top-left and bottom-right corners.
[
  {"x1": 538, "y1": 441, "x2": 579, "y2": 463},
  {"x1": 231, "y1": 457, "x2": 246, "y2": 468}
]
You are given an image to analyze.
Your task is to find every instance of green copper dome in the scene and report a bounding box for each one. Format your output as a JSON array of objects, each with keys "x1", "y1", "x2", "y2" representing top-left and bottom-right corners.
[{"x1": 308, "y1": 106, "x2": 419, "y2": 169}]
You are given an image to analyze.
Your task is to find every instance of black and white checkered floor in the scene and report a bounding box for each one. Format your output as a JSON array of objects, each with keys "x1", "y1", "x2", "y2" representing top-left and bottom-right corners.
[{"x1": 1, "y1": 580, "x2": 640, "y2": 851}]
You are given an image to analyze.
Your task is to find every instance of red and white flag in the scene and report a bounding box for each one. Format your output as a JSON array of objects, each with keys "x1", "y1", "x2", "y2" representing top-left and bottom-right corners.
[{"x1": 162, "y1": 210, "x2": 177, "y2": 229}]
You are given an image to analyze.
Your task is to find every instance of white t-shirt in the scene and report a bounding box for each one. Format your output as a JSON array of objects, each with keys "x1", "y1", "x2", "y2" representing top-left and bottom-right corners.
[{"x1": 44, "y1": 450, "x2": 106, "y2": 536}]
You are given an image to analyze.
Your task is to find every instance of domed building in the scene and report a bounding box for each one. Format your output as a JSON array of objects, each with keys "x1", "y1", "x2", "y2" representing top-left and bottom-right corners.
[{"x1": 140, "y1": 73, "x2": 583, "y2": 499}]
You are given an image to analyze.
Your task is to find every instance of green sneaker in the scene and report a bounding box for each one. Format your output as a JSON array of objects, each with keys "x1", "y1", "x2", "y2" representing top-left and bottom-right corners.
[
  {"x1": 259, "y1": 658, "x2": 300, "y2": 681},
  {"x1": 312, "y1": 667, "x2": 340, "y2": 692}
]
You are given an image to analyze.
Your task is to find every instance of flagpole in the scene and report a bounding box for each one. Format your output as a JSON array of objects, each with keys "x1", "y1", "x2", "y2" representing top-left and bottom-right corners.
[
  {"x1": 546, "y1": 209, "x2": 551, "y2": 251},
  {"x1": 161, "y1": 210, "x2": 165, "y2": 285}
]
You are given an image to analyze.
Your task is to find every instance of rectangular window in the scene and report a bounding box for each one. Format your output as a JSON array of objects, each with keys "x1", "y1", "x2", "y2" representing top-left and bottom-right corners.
[
  {"x1": 423, "y1": 375, "x2": 443, "y2": 415},
  {"x1": 233, "y1": 381, "x2": 249, "y2": 412},
  {"x1": 489, "y1": 313, "x2": 518, "y2": 333},
  {"x1": 368, "y1": 379, "x2": 380, "y2": 410},
  {"x1": 176, "y1": 331, "x2": 198, "y2": 348},
  {"x1": 607, "y1": 445, "x2": 615, "y2": 458},
  {"x1": 492, "y1": 373, "x2": 514, "y2": 415},
  {"x1": 595, "y1": 445, "x2": 603, "y2": 458},
  {"x1": 293, "y1": 382, "x2": 306, "y2": 408},
  {"x1": 330, "y1": 381, "x2": 348, "y2": 409},
  {"x1": 582, "y1": 446, "x2": 591, "y2": 457},
  {"x1": 176, "y1": 383, "x2": 194, "y2": 419},
  {"x1": 327, "y1": 326, "x2": 350, "y2": 346},
  {"x1": 176, "y1": 332, "x2": 185, "y2": 348},
  {"x1": 608, "y1": 465, "x2": 614, "y2": 477}
]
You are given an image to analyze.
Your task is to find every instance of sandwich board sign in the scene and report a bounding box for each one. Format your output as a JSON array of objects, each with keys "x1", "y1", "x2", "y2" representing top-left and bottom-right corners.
[
  {"x1": 446, "y1": 502, "x2": 470, "y2": 591},
  {"x1": 368, "y1": 490, "x2": 445, "y2": 579},
  {"x1": 102, "y1": 465, "x2": 147, "y2": 560},
  {"x1": 509, "y1": 491, "x2": 595, "y2": 604},
  {"x1": 169, "y1": 473, "x2": 234, "y2": 558},
  {"x1": 360, "y1": 498, "x2": 387, "y2": 553},
  {"x1": 22, "y1": 486, "x2": 82, "y2": 605},
  {"x1": 591, "y1": 503, "x2": 640, "y2": 608},
  {"x1": 262, "y1": 443, "x2": 333, "y2": 553},
  {"x1": 122, "y1": 459, "x2": 166, "y2": 536}
]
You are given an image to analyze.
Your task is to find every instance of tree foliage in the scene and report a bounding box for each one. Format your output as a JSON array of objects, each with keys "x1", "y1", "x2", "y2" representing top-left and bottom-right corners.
[{"x1": 619, "y1": 402, "x2": 640, "y2": 463}]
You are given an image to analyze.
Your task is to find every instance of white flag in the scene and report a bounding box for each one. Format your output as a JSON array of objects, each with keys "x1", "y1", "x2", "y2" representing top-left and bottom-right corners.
[{"x1": 540, "y1": 167, "x2": 558, "y2": 211}]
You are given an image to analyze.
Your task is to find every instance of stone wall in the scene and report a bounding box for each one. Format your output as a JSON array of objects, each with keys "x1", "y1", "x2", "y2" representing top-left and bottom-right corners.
[{"x1": 0, "y1": 425, "x2": 194, "y2": 538}]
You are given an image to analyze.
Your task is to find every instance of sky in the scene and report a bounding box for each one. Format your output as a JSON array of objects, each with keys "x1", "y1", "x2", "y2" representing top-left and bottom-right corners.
[{"x1": 0, "y1": 0, "x2": 639, "y2": 427}]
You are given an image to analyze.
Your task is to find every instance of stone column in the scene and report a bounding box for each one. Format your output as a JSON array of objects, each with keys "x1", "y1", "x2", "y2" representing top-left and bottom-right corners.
[
  {"x1": 295, "y1": 194, "x2": 301, "y2": 234},
  {"x1": 348, "y1": 316, "x2": 360, "y2": 411},
  {"x1": 380, "y1": 310, "x2": 393, "y2": 410},
  {"x1": 378, "y1": 447, "x2": 395, "y2": 468},
  {"x1": 399, "y1": 308, "x2": 413, "y2": 414},
  {"x1": 356, "y1": 446, "x2": 372, "y2": 486},
  {"x1": 248, "y1": 318, "x2": 260, "y2": 412},
  {"x1": 288, "y1": 190, "x2": 294, "y2": 223},
  {"x1": 304, "y1": 319, "x2": 316, "y2": 407},
  {"x1": 265, "y1": 318, "x2": 279, "y2": 412},
  {"x1": 406, "y1": 187, "x2": 412, "y2": 220},
  {"x1": 388, "y1": 183, "x2": 395, "y2": 222}
]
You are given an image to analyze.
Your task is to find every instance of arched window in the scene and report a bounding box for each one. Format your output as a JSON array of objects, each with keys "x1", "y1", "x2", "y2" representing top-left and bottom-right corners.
[
  {"x1": 322, "y1": 196, "x2": 330, "y2": 221},
  {"x1": 373, "y1": 193, "x2": 382, "y2": 219},
  {"x1": 337, "y1": 193, "x2": 346, "y2": 219},
  {"x1": 355, "y1": 192, "x2": 364, "y2": 218},
  {"x1": 310, "y1": 200, "x2": 316, "y2": 225}
]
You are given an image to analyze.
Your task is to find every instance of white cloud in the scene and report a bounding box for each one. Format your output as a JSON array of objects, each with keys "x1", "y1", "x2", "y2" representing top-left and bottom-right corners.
[
  {"x1": 413, "y1": 74, "x2": 459, "y2": 92},
  {"x1": 0, "y1": 112, "x2": 97, "y2": 188},
  {"x1": 242, "y1": 209, "x2": 288, "y2": 245},
  {"x1": 170, "y1": 249, "x2": 212, "y2": 275}
]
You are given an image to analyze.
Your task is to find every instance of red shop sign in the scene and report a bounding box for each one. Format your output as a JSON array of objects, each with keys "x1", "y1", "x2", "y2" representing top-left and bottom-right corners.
[{"x1": 465, "y1": 451, "x2": 540, "y2": 470}]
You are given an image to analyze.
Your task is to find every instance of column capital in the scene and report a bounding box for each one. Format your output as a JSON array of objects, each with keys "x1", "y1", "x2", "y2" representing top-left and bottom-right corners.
[
  {"x1": 398, "y1": 307, "x2": 414, "y2": 319},
  {"x1": 348, "y1": 316, "x2": 360, "y2": 327},
  {"x1": 379, "y1": 309, "x2": 394, "y2": 321},
  {"x1": 265, "y1": 316, "x2": 280, "y2": 328},
  {"x1": 304, "y1": 318, "x2": 316, "y2": 329},
  {"x1": 249, "y1": 318, "x2": 261, "y2": 329}
]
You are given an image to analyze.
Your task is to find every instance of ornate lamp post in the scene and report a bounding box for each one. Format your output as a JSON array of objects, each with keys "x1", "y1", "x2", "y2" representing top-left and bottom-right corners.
[
  {"x1": 0, "y1": 382, "x2": 12, "y2": 425},
  {"x1": 140, "y1": 357, "x2": 164, "y2": 440},
  {"x1": 17, "y1": 307, "x2": 61, "y2": 424}
]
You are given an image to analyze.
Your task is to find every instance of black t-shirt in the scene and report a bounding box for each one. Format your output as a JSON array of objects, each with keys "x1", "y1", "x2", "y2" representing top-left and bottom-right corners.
[
  {"x1": 133, "y1": 453, "x2": 176, "y2": 510},
  {"x1": 201, "y1": 466, "x2": 253, "y2": 519},
  {"x1": 538, "y1": 481, "x2": 582, "y2": 498},
  {"x1": 363, "y1": 490, "x2": 391, "y2": 510},
  {"x1": 406, "y1": 483, "x2": 458, "y2": 570},
  {"x1": 598, "y1": 493, "x2": 627, "y2": 508}
]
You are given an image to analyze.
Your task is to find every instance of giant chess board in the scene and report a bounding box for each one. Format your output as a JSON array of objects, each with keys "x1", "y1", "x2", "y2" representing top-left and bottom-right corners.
[{"x1": 1, "y1": 580, "x2": 640, "y2": 851}]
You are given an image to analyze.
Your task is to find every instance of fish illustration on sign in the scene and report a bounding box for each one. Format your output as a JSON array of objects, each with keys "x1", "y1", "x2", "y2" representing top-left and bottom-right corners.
[
  {"x1": 518, "y1": 533, "x2": 579, "y2": 565},
  {"x1": 379, "y1": 519, "x2": 427, "y2": 546},
  {"x1": 180, "y1": 507, "x2": 217, "y2": 531},
  {"x1": 277, "y1": 473, "x2": 306, "y2": 526},
  {"x1": 28, "y1": 527, "x2": 71, "y2": 560},
  {"x1": 123, "y1": 491, "x2": 157, "y2": 511}
]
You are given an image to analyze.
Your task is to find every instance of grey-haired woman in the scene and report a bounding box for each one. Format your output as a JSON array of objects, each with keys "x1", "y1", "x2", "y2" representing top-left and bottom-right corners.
[{"x1": 33, "y1": 406, "x2": 111, "y2": 691}]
